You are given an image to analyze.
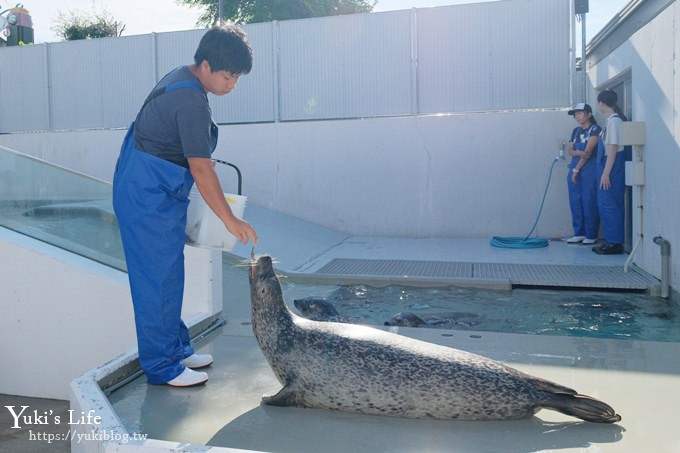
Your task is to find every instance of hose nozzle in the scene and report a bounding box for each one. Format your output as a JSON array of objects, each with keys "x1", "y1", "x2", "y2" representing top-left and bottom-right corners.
[{"x1": 557, "y1": 143, "x2": 566, "y2": 160}]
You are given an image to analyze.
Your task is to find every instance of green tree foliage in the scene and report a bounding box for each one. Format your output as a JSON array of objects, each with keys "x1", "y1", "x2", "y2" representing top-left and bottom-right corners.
[
  {"x1": 180, "y1": 0, "x2": 376, "y2": 27},
  {"x1": 52, "y1": 9, "x2": 126, "y2": 41}
]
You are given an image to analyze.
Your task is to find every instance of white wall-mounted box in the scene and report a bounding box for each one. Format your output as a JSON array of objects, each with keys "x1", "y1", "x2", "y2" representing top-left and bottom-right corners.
[{"x1": 621, "y1": 122, "x2": 646, "y2": 145}]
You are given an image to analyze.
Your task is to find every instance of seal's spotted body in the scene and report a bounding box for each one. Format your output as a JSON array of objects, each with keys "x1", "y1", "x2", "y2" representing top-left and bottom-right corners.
[{"x1": 250, "y1": 255, "x2": 620, "y2": 423}]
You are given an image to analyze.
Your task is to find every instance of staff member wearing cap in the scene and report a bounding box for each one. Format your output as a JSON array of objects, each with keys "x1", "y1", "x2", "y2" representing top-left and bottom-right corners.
[{"x1": 565, "y1": 103, "x2": 601, "y2": 245}]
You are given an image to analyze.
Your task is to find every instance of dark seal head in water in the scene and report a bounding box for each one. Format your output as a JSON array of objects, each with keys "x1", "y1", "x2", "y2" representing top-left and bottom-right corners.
[
  {"x1": 249, "y1": 255, "x2": 621, "y2": 423},
  {"x1": 293, "y1": 297, "x2": 339, "y2": 320},
  {"x1": 385, "y1": 311, "x2": 481, "y2": 328}
]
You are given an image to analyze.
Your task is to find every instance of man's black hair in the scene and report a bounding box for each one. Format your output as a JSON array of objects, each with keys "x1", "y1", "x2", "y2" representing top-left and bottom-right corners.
[{"x1": 194, "y1": 25, "x2": 253, "y2": 75}]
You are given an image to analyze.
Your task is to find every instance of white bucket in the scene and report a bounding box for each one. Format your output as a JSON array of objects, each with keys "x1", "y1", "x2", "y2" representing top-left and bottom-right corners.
[{"x1": 186, "y1": 191, "x2": 247, "y2": 251}]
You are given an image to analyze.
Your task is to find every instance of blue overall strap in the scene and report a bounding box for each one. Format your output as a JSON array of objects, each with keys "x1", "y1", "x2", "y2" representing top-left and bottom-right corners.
[
  {"x1": 164, "y1": 80, "x2": 204, "y2": 94},
  {"x1": 136, "y1": 80, "x2": 205, "y2": 121},
  {"x1": 570, "y1": 127, "x2": 580, "y2": 143},
  {"x1": 580, "y1": 124, "x2": 596, "y2": 151}
]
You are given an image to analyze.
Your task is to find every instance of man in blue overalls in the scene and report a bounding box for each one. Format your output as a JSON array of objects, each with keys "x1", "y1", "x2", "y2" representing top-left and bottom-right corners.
[{"x1": 113, "y1": 26, "x2": 258, "y2": 387}]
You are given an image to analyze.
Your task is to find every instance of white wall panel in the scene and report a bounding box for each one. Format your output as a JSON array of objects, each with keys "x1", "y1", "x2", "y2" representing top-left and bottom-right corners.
[
  {"x1": 523, "y1": 0, "x2": 572, "y2": 107},
  {"x1": 418, "y1": 0, "x2": 571, "y2": 113},
  {"x1": 488, "y1": 1, "x2": 533, "y2": 109},
  {"x1": 417, "y1": 4, "x2": 494, "y2": 113},
  {"x1": 0, "y1": 45, "x2": 49, "y2": 132},
  {"x1": 155, "y1": 29, "x2": 205, "y2": 82},
  {"x1": 45, "y1": 40, "x2": 101, "y2": 129},
  {"x1": 98, "y1": 35, "x2": 155, "y2": 128},
  {"x1": 210, "y1": 22, "x2": 276, "y2": 123},
  {"x1": 278, "y1": 10, "x2": 412, "y2": 120},
  {"x1": 48, "y1": 35, "x2": 153, "y2": 130}
]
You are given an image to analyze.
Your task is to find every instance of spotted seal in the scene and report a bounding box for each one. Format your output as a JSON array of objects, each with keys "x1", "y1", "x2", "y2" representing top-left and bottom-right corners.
[
  {"x1": 249, "y1": 255, "x2": 621, "y2": 423},
  {"x1": 384, "y1": 311, "x2": 482, "y2": 328},
  {"x1": 293, "y1": 297, "x2": 341, "y2": 321}
]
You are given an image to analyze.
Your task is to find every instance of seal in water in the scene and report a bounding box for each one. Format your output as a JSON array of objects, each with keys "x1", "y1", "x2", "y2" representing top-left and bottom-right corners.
[
  {"x1": 293, "y1": 297, "x2": 340, "y2": 321},
  {"x1": 384, "y1": 311, "x2": 481, "y2": 328},
  {"x1": 250, "y1": 255, "x2": 621, "y2": 423}
]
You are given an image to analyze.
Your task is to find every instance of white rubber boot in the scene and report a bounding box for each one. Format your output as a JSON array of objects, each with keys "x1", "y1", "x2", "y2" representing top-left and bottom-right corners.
[
  {"x1": 181, "y1": 353, "x2": 214, "y2": 369},
  {"x1": 166, "y1": 368, "x2": 208, "y2": 387}
]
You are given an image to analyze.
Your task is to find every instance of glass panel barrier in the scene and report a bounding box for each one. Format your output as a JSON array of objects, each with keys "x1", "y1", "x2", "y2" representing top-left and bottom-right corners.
[{"x1": 0, "y1": 145, "x2": 126, "y2": 271}]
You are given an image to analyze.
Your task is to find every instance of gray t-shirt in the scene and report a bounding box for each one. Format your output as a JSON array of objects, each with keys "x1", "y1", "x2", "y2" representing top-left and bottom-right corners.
[{"x1": 134, "y1": 66, "x2": 213, "y2": 167}]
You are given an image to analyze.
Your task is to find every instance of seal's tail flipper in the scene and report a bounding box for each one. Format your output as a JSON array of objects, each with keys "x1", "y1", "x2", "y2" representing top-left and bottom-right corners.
[{"x1": 544, "y1": 393, "x2": 622, "y2": 423}]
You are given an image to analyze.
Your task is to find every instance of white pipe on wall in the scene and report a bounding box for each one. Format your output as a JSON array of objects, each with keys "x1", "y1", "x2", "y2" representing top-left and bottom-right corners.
[{"x1": 653, "y1": 235, "x2": 671, "y2": 299}]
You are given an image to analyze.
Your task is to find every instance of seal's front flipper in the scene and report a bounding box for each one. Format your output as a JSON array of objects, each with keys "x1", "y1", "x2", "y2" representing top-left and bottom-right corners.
[{"x1": 262, "y1": 384, "x2": 303, "y2": 407}]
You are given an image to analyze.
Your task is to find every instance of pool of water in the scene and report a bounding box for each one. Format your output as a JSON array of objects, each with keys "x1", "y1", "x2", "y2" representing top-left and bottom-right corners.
[
  {"x1": 4, "y1": 198, "x2": 677, "y2": 344},
  {"x1": 280, "y1": 281, "x2": 680, "y2": 343},
  {"x1": 0, "y1": 200, "x2": 126, "y2": 271}
]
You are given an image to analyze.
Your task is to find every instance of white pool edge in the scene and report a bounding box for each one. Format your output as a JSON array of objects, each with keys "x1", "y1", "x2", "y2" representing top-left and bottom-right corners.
[{"x1": 69, "y1": 313, "x2": 264, "y2": 453}]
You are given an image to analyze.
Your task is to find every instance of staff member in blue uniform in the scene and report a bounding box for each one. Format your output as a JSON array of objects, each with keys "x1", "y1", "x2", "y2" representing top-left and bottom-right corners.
[
  {"x1": 565, "y1": 103, "x2": 601, "y2": 245},
  {"x1": 593, "y1": 90, "x2": 626, "y2": 255},
  {"x1": 113, "y1": 26, "x2": 258, "y2": 387}
]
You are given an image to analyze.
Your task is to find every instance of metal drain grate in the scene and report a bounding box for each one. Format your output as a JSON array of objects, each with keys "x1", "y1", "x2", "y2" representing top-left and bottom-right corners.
[
  {"x1": 475, "y1": 263, "x2": 650, "y2": 289},
  {"x1": 315, "y1": 258, "x2": 472, "y2": 279},
  {"x1": 315, "y1": 258, "x2": 651, "y2": 290}
]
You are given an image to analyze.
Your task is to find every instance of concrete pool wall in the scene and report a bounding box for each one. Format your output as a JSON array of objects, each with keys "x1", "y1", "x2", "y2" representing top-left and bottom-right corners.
[
  {"x1": 0, "y1": 111, "x2": 576, "y2": 240},
  {"x1": 0, "y1": 227, "x2": 224, "y2": 400}
]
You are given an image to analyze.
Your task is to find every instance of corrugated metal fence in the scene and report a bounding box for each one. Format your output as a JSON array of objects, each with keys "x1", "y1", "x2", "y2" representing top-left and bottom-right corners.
[{"x1": 0, "y1": 0, "x2": 573, "y2": 133}]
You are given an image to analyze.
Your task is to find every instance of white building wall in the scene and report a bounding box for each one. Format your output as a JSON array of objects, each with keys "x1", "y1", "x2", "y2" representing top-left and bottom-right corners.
[
  {"x1": 587, "y1": 2, "x2": 679, "y2": 291},
  {"x1": 0, "y1": 110, "x2": 576, "y2": 240}
]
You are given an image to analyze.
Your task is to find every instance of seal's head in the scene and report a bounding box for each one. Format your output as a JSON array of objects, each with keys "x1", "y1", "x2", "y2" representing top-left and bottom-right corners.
[
  {"x1": 384, "y1": 312, "x2": 425, "y2": 327},
  {"x1": 249, "y1": 254, "x2": 275, "y2": 284},
  {"x1": 249, "y1": 255, "x2": 285, "y2": 318},
  {"x1": 294, "y1": 297, "x2": 339, "y2": 320}
]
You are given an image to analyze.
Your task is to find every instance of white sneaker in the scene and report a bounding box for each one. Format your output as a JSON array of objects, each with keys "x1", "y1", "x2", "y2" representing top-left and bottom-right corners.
[
  {"x1": 166, "y1": 368, "x2": 208, "y2": 387},
  {"x1": 566, "y1": 236, "x2": 585, "y2": 243},
  {"x1": 181, "y1": 353, "x2": 214, "y2": 369},
  {"x1": 582, "y1": 238, "x2": 598, "y2": 245}
]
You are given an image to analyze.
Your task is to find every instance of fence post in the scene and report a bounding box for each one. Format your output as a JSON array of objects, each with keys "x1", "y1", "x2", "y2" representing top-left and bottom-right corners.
[
  {"x1": 151, "y1": 32, "x2": 159, "y2": 84},
  {"x1": 43, "y1": 42, "x2": 53, "y2": 131},
  {"x1": 272, "y1": 20, "x2": 280, "y2": 123},
  {"x1": 410, "y1": 8, "x2": 419, "y2": 116}
]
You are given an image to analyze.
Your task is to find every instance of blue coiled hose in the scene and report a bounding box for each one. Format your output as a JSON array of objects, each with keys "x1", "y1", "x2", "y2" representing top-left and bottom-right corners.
[{"x1": 490, "y1": 157, "x2": 561, "y2": 249}]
